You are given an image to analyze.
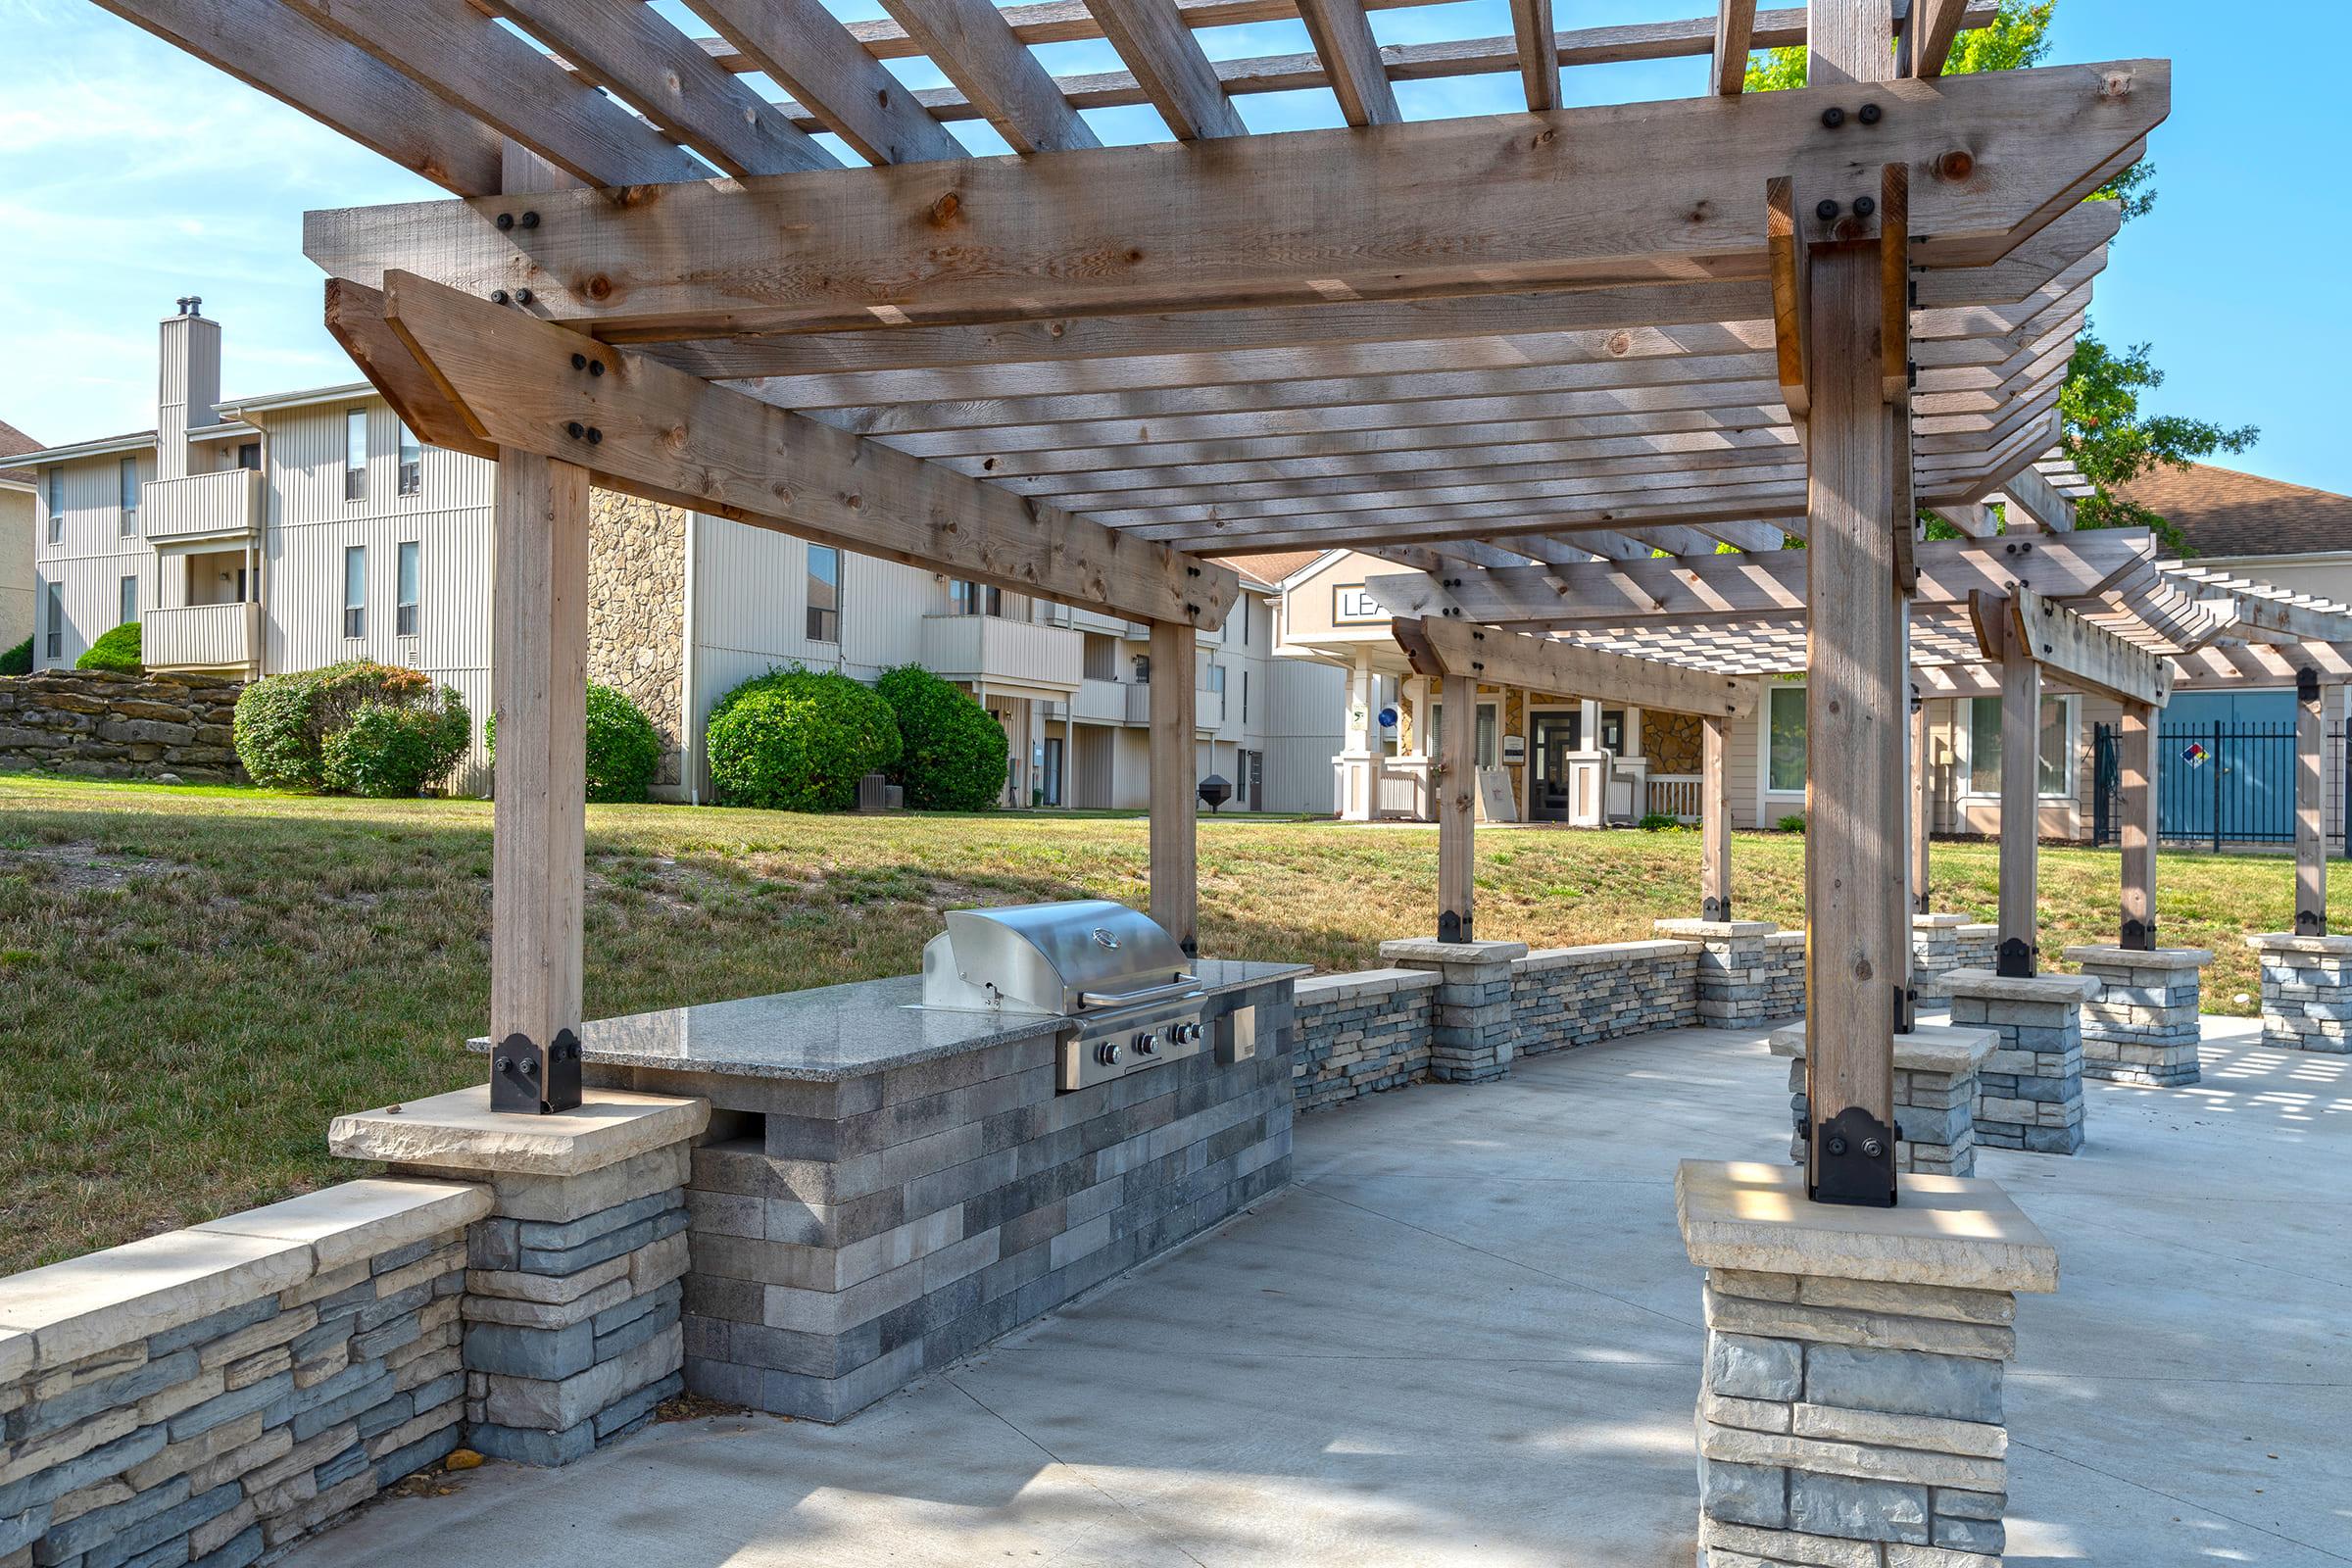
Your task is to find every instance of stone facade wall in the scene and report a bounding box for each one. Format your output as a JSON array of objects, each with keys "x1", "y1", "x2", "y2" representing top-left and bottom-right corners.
[
  {"x1": 1292, "y1": 969, "x2": 1438, "y2": 1112},
  {"x1": 2249, "y1": 935, "x2": 2352, "y2": 1054},
  {"x1": 1379, "y1": 939, "x2": 1525, "y2": 1083},
  {"x1": 1694, "y1": 1267, "x2": 2021, "y2": 1564},
  {"x1": 0, "y1": 670, "x2": 244, "y2": 783},
  {"x1": 0, "y1": 1180, "x2": 488, "y2": 1568},
  {"x1": 1656, "y1": 922, "x2": 1803, "y2": 1028},
  {"x1": 1948, "y1": 971, "x2": 2093, "y2": 1156},
  {"x1": 1761, "y1": 932, "x2": 1806, "y2": 1020},
  {"x1": 1777, "y1": 1024, "x2": 1990, "y2": 1180},
  {"x1": 1512, "y1": 940, "x2": 1700, "y2": 1055},
  {"x1": 2068, "y1": 947, "x2": 2210, "y2": 1086},
  {"x1": 585, "y1": 491, "x2": 688, "y2": 790},
  {"x1": 1956, "y1": 924, "x2": 1997, "y2": 975}
]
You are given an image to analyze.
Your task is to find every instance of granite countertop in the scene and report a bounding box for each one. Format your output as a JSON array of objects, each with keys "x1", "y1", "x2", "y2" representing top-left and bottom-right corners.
[{"x1": 466, "y1": 957, "x2": 1306, "y2": 1082}]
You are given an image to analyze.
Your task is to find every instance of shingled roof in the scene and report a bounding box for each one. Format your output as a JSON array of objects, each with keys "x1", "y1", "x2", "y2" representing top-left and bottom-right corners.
[
  {"x1": 2118, "y1": 463, "x2": 2352, "y2": 560},
  {"x1": 0, "y1": 418, "x2": 39, "y2": 487}
]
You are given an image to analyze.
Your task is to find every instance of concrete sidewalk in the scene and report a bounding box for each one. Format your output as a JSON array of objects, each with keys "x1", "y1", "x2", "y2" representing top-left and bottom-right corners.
[{"x1": 284, "y1": 1016, "x2": 2352, "y2": 1567}]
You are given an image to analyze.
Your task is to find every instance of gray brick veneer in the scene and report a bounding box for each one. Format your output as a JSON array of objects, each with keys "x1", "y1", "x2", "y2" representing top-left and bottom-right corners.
[
  {"x1": 1511, "y1": 940, "x2": 1700, "y2": 1054},
  {"x1": 1946, "y1": 970, "x2": 2099, "y2": 1156},
  {"x1": 2247, "y1": 934, "x2": 2352, "y2": 1054},
  {"x1": 2065, "y1": 946, "x2": 2212, "y2": 1086},
  {"x1": 1655, "y1": 922, "x2": 1803, "y2": 1028},
  {"x1": 1292, "y1": 968, "x2": 1437, "y2": 1111},
  {"x1": 1378, "y1": 939, "x2": 1526, "y2": 1082},
  {"x1": 1774, "y1": 1023, "x2": 1993, "y2": 1179}
]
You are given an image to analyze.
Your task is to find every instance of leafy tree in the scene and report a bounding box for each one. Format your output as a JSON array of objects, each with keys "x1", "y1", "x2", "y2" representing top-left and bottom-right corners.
[{"x1": 1744, "y1": 0, "x2": 2247, "y2": 551}]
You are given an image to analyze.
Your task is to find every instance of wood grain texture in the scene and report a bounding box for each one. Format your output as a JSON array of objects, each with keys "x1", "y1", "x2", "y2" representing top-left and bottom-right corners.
[
  {"x1": 1392, "y1": 616, "x2": 1757, "y2": 718},
  {"x1": 1714, "y1": 0, "x2": 1757, "y2": 93},
  {"x1": 685, "y1": 0, "x2": 967, "y2": 165},
  {"x1": 1909, "y1": 0, "x2": 1968, "y2": 77},
  {"x1": 881, "y1": 0, "x2": 1102, "y2": 152},
  {"x1": 2003, "y1": 584, "x2": 2173, "y2": 707},
  {"x1": 2119, "y1": 700, "x2": 2153, "y2": 944},
  {"x1": 1703, "y1": 714, "x2": 1734, "y2": 917},
  {"x1": 1084, "y1": 0, "x2": 1250, "y2": 138},
  {"x1": 1437, "y1": 670, "x2": 1477, "y2": 935},
  {"x1": 1995, "y1": 610, "x2": 2042, "y2": 964},
  {"x1": 1509, "y1": 0, "x2": 1560, "y2": 110},
  {"x1": 1149, "y1": 619, "x2": 1200, "y2": 955},
  {"x1": 301, "y1": 62, "x2": 2170, "y2": 339},
  {"x1": 1296, "y1": 0, "x2": 1401, "y2": 124},
  {"x1": 1909, "y1": 686, "x2": 1931, "y2": 914},
  {"x1": 2296, "y1": 680, "x2": 2328, "y2": 933},
  {"x1": 376, "y1": 270, "x2": 1238, "y2": 628}
]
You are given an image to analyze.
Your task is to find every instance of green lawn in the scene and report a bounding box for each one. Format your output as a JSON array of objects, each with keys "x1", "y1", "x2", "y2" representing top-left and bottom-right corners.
[{"x1": 2, "y1": 771, "x2": 2337, "y2": 1274}]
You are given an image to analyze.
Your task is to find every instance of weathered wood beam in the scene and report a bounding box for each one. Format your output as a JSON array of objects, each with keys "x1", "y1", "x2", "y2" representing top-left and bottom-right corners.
[
  {"x1": 370, "y1": 271, "x2": 1236, "y2": 628},
  {"x1": 1435, "y1": 668, "x2": 1477, "y2": 938},
  {"x1": 91, "y1": 0, "x2": 505, "y2": 195},
  {"x1": 1986, "y1": 605, "x2": 2043, "y2": 975},
  {"x1": 1910, "y1": 686, "x2": 1932, "y2": 913},
  {"x1": 304, "y1": 62, "x2": 2168, "y2": 340},
  {"x1": 683, "y1": 0, "x2": 966, "y2": 165},
  {"x1": 1392, "y1": 617, "x2": 1756, "y2": 717},
  {"x1": 1297, "y1": 0, "x2": 1401, "y2": 124},
  {"x1": 1767, "y1": 175, "x2": 1810, "y2": 423},
  {"x1": 1909, "y1": 0, "x2": 1969, "y2": 77},
  {"x1": 1986, "y1": 584, "x2": 2174, "y2": 707},
  {"x1": 1714, "y1": 0, "x2": 1758, "y2": 93},
  {"x1": 1998, "y1": 461, "x2": 2077, "y2": 531},
  {"x1": 1510, "y1": 0, "x2": 1561, "y2": 109},
  {"x1": 1084, "y1": 0, "x2": 1250, "y2": 138},
  {"x1": 490, "y1": 0, "x2": 837, "y2": 176},
  {"x1": 1149, "y1": 619, "x2": 1201, "y2": 955},
  {"x1": 2294, "y1": 673, "x2": 2329, "y2": 936},
  {"x1": 882, "y1": 0, "x2": 1101, "y2": 152},
  {"x1": 1702, "y1": 713, "x2": 1735, "y2": 918},
  {"x1": 2118, "y1": 700, "x2": 2155, "y2": 948}
]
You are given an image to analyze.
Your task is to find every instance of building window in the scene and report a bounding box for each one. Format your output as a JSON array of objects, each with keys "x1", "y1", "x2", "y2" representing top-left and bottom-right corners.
[
  {"x1": 1239, "y1": 600, "x2": 1250, "y2": 647},
  {"x1": 119, "y1": 575, "x2": 137, "y2": 628},
  {"x1": 1767, "y1": 684, "x2": 1806, "y2": 793},
  {"x1": 236, "y1": 442, "x2": 261, "y2": 471},
  {"x1": 44, "y1": 582, "x2": 63, "y2": 662},
  {"x1": 1241, "y1": 669, "x2": 1250, "y2": 723},
  {"x1": 46, "y1": 468, "x2": 62, "y2": 545},
  {"x1": 1963, "y1": 696, "x2": 2075, "y2": 799},
  {"x1": 806, "y1": 545, "x2": 840, "y2": 643},
  {"x1": 343, "y1": 545, "x2": 367, "y2": 638},
  {"x1": 345, "y1": 410, "x2": 368, "y2": 502},
  {"x1": 396, "y1": 542, "x2": 420, "y2": 637},
  {"x1": 1429, "y1": 701, "x2": 1501, "y2": 768},
  {"x1": 119, "y1": 457, "x2": 138, "y2": 535},
  {"x1": 951, "y1": 579, "x2": 1002, "y2": 617},
  {"x1": 397, "y1": 422, "x2": 422, "y2": 496},
  {"x1": 1206, "y1": 664, "x2": 1225, "y2": 701}
]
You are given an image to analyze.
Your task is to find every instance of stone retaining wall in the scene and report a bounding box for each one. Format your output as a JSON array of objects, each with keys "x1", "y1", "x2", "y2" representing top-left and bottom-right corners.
[
  {"x1": 1512, "y1": 940, "x2": 1700, "y2": 1055},
  {"x1": 0, "y1": 670, "x2": 245, "y2": 784},
  {"x1": 0, "y1": 1180, "x2": 488, "y2": 1568},
  {"x1": 1292, "y1": 969, "x2": 1437, "y2": 1111}
]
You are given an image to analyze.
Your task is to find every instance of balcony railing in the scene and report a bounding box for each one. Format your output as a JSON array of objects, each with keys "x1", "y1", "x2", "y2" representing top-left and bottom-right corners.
[
  {"x1": 142, "y1": 468, "x2": 263, "y2": 544},
  {"x1": 143, "y1": 602, "x2": 261, "y2": 670},
  {"x1": 1071, "y1": 678, "x2": 1128, "y2": 724},
  {"x1": 919, "y1": 614, "x2": 1082, "y2": 693}
]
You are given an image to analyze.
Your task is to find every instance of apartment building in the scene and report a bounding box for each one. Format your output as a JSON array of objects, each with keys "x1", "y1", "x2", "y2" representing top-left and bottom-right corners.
[
  {"x1": 0, "y1": 420, "x2": 35, "y2": 654},
  {"x1": 20, "y1": 302, "x2": 1344, "y2": 810}
]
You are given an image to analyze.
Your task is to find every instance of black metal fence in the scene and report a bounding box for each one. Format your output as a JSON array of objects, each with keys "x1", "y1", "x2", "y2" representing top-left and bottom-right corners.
[{"x1": 2093, "y1": 720, "x2": 2346, "y2": 851}]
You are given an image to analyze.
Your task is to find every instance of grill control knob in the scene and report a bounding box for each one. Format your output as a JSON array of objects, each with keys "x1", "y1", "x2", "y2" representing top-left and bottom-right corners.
[
  {"x1": 1096, "y1": 1040, "x2": 1122, "y2": 1066},
  {"x1": 1133, "y1": 1030, "x2": 1159, "y2": 1056}
]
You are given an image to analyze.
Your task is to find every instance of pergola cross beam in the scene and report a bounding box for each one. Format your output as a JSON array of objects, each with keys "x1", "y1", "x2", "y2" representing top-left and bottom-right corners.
[{"x1": 1971, "y1": 585, "x2": 2176, "y2": 707}]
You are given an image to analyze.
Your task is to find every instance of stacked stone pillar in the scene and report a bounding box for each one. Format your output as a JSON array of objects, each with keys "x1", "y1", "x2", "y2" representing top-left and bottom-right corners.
[
  {"x1": 2065, "y1": 946, "x2": 2212, "y2": 1085},
  {"x1": 1772, "y1": 1023, "x2": 1993, "y2": 1178},
  {"x1": 1679, "y1": 1161, "x2": 2059, "y2": 1568},
  {"x1": 329, "y1": 1087, "x2": 708, "y2": 1465},
  {"x1": 1378, "y1": 938, "x2": 1528, "y2": 1082},
  {"x1": 1944, "y1": 970, "x2": 2098, "y2": 1155},
  {"x1": 2246, "y1": 934, "x2": 2352, "y2": 1054},
  {"x1": 1910, "y1": 915, "x2": 1972, "y2": 1004},
  {"x1": 1655, "y1": 920, "x2": 1787, "y2": 1029}
]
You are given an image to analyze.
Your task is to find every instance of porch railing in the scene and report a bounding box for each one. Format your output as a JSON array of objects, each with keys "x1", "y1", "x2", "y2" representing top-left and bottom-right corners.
[{"x1": 1644, "y1": 774, "x2": 1703, "y2": 822}]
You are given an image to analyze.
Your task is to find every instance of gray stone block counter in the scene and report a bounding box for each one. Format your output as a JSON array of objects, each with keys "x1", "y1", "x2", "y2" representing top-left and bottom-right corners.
[{"x1": 537, "y1": 961, "x2": 1304, "y2": 1422}]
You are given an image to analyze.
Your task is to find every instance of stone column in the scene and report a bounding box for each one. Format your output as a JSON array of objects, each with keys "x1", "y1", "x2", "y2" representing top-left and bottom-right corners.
[
  {"x1": 1944, "y1": 969, "x2": 2099, "y2": 1154},
  {"x1": 1679, "y1": 1161, "x2": 2058, "y2": 1567},
  {"x1": 329, "y1": 1085, "x2": 709, "y2": 1465},
  {"x1": 2246, "y1": 934, "x2": 2352, "y2": 1054},
  {"x1": 1772, "y1": 1021, "x2": 1993, "y2": 1178},
  {"x1": 1910, "y1": 914, "x2": 1970, "y2": 1004},
  {"x1": 1378, "y1": 937, "x2": 1528, "y2": 1083},
  {"x1": 1655, "y1": 919, "x2": 1782, "y2": 1029},
  {"x1": 2064, "y1": 945, "x2": 2213, "y2": 1086}
]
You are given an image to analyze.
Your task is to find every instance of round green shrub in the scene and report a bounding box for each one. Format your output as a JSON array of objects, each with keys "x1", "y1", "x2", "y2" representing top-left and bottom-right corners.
[
  {"x1": 321, "y1": 699, "x2": 472, "y2": 797},
  {"x1": 875, "y1": 664, "x2": 1008, "y2": 811},
  {"x1": 486, "y1": 683, "x2": 664, "y2": 804},
  {"x1": 706, "y1": 666, "x2": 901, "y2": 812},
  {"x1": 234, "y1": 660, "x2": 470, "y2": 795},
  {"x1": 0, "y1": 636, "x2": 30, "y2": 676},
  {"x1": 74, "y1": 622, "x2": 142, "y2": 673}
]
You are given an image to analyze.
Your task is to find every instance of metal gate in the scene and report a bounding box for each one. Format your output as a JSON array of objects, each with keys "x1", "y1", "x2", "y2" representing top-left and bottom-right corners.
[{"x1": 2093, "y1": 720, "x2": 2345, "y2": 850}]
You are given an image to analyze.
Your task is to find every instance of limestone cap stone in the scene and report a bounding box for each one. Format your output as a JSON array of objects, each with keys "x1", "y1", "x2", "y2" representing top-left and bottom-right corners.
[
  {"x1": 2245, "y1": 932, "x2": 2352, "y2": 956},
  {"x1": 2061, "y1": 945, "x2": 2214, "y2": 969},
  {"x1": 1677, "y1": 1160, "x2": 2059, "y2": 1295},
  {"x1": 1943, "y1": 968, "x2": 2101, "y2": 1003},
  {"x1": 1768, "y1": 1022, "x2": 1996, "y2": 1078},
  {"x1": 189, "y1": 1177, "x2": 492, "y2": 1274},
  {"x1": 330, "y1": 1085, "x2": 710, "y2": 1178},
  {"x1": 1377, "y1": 937, "x2": 1530, "y2": 964},
  {"x1": 0, "y1": 1228, "x2": 315, "y2": 1371},
  {"x1": 1654, "y1": 918, "x2": 1780, "y2": 938},
  {"x1": 1912, "y1": 913, "x2": 1971, "y2": 928}
]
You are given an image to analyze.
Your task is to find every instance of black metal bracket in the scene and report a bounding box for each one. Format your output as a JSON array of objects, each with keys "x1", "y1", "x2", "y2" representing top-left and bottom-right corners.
[
  {"x1": 1895, "y1": 982, "x2": 1917, "y2": 1035},
  {"x1": 490, "y1": 1029, "x2": 583, "y2": 1115},
  {"x1": 1995, "y1": 937, "x2": 2037, "y2": 979},
  {"x1": 1810, "y1": 1105, "x2": 1897, "y2": 1207},
  {"x1": 2296, "y1": 908, "x2": 2327, "y2": 939},
  {"x1": 2297, "y1": 666, "x2": 2322, "y2": 705},
  {"x1": 1437, "y1": 908, "x2": 1472, "y2": 944},
  {"x1": 2122, "y1": 917, "x2": 2154, "y2": 952},
  {"x1": 1701, "y1": 896, "x2": 1731, "y2": 923}
]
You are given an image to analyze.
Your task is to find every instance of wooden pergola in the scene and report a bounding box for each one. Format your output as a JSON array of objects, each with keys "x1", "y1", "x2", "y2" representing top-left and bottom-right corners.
[{"x1": 99, "y1": 0, "x2": 2191, "y2": 1203}]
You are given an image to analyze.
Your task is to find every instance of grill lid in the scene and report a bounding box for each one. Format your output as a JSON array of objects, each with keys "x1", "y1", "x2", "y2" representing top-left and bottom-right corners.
[{"x1": 921, "y1": 899, "x2": 1192, "y2": 1016}]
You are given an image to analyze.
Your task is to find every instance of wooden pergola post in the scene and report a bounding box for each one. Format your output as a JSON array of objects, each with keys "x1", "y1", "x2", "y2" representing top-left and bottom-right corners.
[
  {"x1": 1701, "y1": 713, "x2": 1733, "y2": 921},
  {"x1": 1150, "y1": 618, "x2": 1200, "y2": 956},
  {"x1": 488, "y1": 447, "x2": 589, "y2": 1113},
  {"x1": 1910, "y1": 682, "x2": 1932, "y2": 915},
  {"x1": 1996, "y1": 612, "x2": 2042, "y2": 975},
  {"x1": 1437, "y1": 671, "x2": 1477, "y2": 941},
  {"x1": 2119, "y1": 699, "x2": 2157, "y2": 949},
  {"x1": 2294, "y1": 669, "x2": 2328, "y2": 937}
]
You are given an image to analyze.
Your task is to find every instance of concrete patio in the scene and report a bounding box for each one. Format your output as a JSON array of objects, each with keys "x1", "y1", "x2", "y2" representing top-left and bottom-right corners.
[{"x1": 284, "y1": 1014, "x2": 2352, "y2": 1568}]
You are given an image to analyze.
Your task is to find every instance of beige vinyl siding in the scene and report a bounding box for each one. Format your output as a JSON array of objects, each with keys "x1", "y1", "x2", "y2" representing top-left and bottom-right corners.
[
  {"x1": 0, "y1": 488, "x2": 31, "y2": 650},
  {"x1": 33, "y1": 453, "x2": 155, "y2": 669}
]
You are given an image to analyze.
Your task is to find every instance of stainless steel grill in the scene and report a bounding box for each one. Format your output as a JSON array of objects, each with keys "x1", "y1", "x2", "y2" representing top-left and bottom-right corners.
[{"x1": 920, "y1": 900, "x2": 1207, "y2": 1092}]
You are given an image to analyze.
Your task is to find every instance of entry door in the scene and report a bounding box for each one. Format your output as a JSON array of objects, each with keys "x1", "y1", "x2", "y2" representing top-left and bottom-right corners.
[
  {"x1": 1042, "y1": 736, "x2": 1064, "y2": 807},
  {"x1": 1532, "y1": 714, "x2": 1578, "y2": 820},
  {"x1": 1241, "y1": 749, "x2": 1264, "y2": 810}
]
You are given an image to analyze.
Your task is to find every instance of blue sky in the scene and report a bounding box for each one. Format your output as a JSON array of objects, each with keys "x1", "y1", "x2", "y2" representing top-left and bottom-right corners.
[{"x1": 1, "y1": 0, "x2": 2342, "y2": 496}]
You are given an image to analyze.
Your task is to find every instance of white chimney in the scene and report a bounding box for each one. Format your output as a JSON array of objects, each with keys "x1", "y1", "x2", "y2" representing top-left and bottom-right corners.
[{"x1": 157, "y1": 296, "x2": 221, "y2": 481}]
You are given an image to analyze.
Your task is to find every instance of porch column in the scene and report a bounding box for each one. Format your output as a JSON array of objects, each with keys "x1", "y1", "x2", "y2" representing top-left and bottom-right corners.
[
  {"x1": 1996, "y1": 614, "x2": 2041, "y2": 976},
  {"x1": 2294, "y1": 670, "x2": 2328, "y2": 937},
  {"x1": 1798, "y1": 237, "x2": 1902, "y2": 1201},
  {"x1": 488, "y1": 447, "x2": 589, "y2": 1113},
  {"x1": 2120, "y1": 699, "x2": 2157, "y2": 947},
  {"x1": 1910, "y1": 682, "x2": 1932, "y2": 915},
  {"x1": 1700, "y1": 714, "x2": 1733, "y2": 921},
  {"x1": 1064, "y1": 708, "x2": 1076, "y2": 810},
  {"x1": 1150, "y1": 618, "x2": 1200, "y2": 956},
  {"x1": 1437, "y1": 670, "x2": 1476, "y2": 941}
]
